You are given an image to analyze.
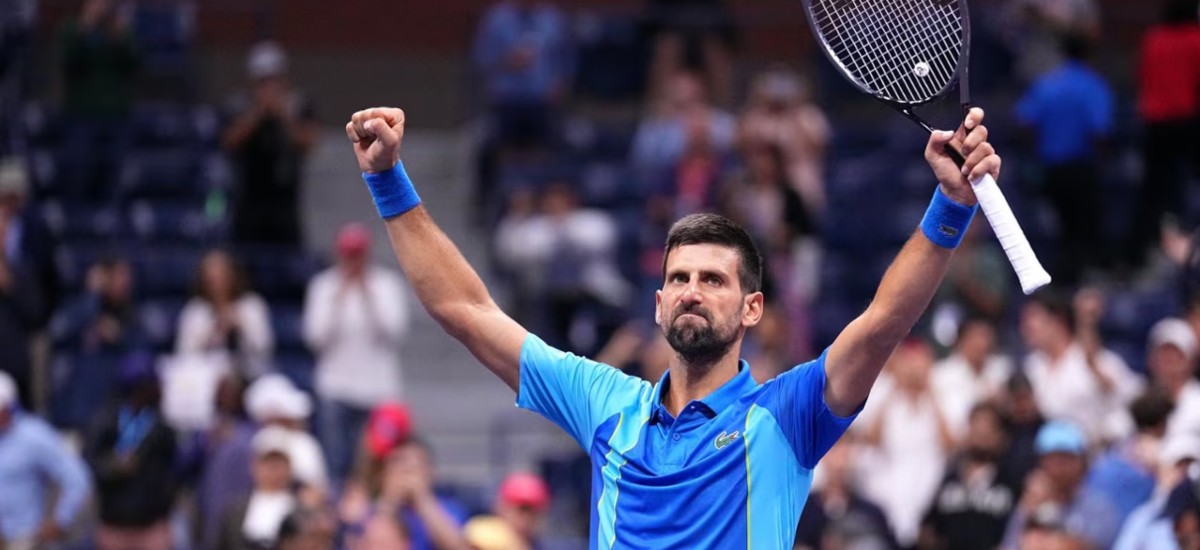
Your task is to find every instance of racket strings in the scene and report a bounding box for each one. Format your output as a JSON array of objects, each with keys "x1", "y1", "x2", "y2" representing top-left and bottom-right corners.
[{"x1": 810, "y1": 0, "x2": 963, "y2": 103}]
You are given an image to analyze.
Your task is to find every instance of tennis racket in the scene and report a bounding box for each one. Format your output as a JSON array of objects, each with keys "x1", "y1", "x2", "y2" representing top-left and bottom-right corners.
[{"x1": 802, "y1": 0, "x2": 1051, "y2": 295}]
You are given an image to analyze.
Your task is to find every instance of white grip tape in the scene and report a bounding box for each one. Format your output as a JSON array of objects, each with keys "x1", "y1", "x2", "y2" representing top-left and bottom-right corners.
[{"x1": 971, "y1": 174, "x2": 1052, "y2": 295}]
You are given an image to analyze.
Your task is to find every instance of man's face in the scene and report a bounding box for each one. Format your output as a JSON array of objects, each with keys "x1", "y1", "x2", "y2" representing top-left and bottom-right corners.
[
  {"x1": 1150, "y1": 344, "x2": 1194, "y2": 389},
  {"x1": 655, "y1": 244, "x2": 761, "y2": 364},
  {"x1": 253, "y1": 452, "x2": 293, "y2": 492},
  {"x1": 1040, "y1": 452, "x2": 1086, "y2": 494}
]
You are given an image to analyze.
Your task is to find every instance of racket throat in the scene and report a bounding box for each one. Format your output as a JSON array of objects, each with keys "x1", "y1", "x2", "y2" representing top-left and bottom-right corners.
[{"x1": 898, "y1": 108, "x2": 968, "y2": 167}]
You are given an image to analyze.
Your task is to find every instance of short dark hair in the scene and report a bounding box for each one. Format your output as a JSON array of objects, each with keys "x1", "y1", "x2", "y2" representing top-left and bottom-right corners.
[
  {"x1": 1029, "y1": 289, "x2": 1075, "y2": 334},
  {"x1": 1130, "y1": 389, "x2": 1174, "y2": 432},
  {"x1": 662, "y1": 213, "x2": 764, "y2": 294}
]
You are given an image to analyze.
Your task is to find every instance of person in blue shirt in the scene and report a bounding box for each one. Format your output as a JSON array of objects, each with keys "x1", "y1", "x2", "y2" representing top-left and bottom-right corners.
[
  {"x1": 342, "y1": 105, "x2": 1004, "y2": 548},
  {"x1": 1016, "y1": 34, "x2": 1114, "y2": 285},
  {"x1": 0, "y1": 370, "x2": 92, "y2": 549}
]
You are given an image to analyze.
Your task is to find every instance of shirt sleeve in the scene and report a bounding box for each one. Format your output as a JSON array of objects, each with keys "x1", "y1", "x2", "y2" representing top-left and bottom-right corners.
[
  {"x1": 756, "y1": 349, "x2": 860, "y2": 469},
  {"x1": 32, "y1": 422, "x2": 91, "y2": 527},
  {"x1": 516, "y1": 333, "x2": 650, "y2": 449}
]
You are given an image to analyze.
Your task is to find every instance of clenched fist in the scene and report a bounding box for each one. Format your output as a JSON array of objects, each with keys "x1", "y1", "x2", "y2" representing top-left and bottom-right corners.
[{"x1": 346, "y1": 108, "x2": 406, "y2": 173}]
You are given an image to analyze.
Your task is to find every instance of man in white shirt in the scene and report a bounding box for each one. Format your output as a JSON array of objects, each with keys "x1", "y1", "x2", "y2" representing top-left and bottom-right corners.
[
  {"x1": 215, "y1": 425, "x2": 298, "y2": 549},
  {"x1": 856, "y1": 339, "x2": 957, "y2": 547},
  {"x1": 1146, "y1": 317, "x2": 1200, "y2": 440},
  {"x1": 1020, "y1": 291, "x2": 1142, "y2": 445},
  {"x1": 303, "y1": 222, "x2": 409, "y2": 480},
  {"x1": 933, "y1": 316, "x2": 1014, "y2": 438}
]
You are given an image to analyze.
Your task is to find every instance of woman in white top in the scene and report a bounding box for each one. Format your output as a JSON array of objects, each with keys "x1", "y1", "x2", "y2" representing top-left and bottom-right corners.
[{"x1": 176, "y1": 249, "x2": 274, "y2": 378}]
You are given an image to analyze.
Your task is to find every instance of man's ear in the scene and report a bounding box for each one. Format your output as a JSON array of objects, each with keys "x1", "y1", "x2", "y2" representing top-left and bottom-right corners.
[{"x1": 742, "y1": 292, "x2": 764, "y2": 328}]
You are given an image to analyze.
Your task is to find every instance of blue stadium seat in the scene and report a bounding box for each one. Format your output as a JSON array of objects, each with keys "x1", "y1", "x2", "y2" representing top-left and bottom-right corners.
[
  {"x1": 118, "y1": 148, "x2": 204, "y2": 200},
  {"x1": 139, "y1": 298, "x2": 187, "y2": 351},
  {"x1": 130, "y1": 102, "x2": 205, "y2": 147},
  {"x1": 236, "y1": 246, "x2": 325, "y2": 301},
  {"x1": 39, "y1": 200, "x2": 125, "y2": 242},
  {"x1": 128, "y1": 199, "x2": 227, "y2": 245},
  {"x1": 271, "y1": 306, "x2": 307, "y2": 354},
  {"x1": 572, "y1": 13, "x2": 647, "y2": 101},
  {"x1": 134, "y1": 245, "x2": 204, "y2": 298},
  {"x1": 275, "y1": 351, "x2": 316, "y2": 394}
]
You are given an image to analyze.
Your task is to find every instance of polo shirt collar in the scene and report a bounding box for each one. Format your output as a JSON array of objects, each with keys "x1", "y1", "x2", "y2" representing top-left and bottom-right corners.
[{"x1": 650, "y1": 360, "x2": 755, "y2": 425}]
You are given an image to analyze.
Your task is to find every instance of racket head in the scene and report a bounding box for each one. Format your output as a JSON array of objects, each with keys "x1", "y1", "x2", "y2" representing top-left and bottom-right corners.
[{"x1": 802, "y1": 0, "x2": 971, "y2": 108}]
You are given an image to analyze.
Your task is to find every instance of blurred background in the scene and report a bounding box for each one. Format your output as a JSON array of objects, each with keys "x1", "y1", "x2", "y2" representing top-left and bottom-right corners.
[{"x1": 0, "y1": 0, "x2": 1199, "y2": 548}]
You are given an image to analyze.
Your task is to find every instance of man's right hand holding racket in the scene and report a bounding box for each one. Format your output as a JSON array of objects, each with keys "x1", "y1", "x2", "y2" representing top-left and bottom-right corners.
[{"x1": 924, "y1": 107, "x2": 999, "y2": 207}]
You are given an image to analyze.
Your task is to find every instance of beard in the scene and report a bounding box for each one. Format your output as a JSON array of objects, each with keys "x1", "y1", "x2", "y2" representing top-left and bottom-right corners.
[{"x1": 664, "y1": 306, "x2": 738, "y2": 365}]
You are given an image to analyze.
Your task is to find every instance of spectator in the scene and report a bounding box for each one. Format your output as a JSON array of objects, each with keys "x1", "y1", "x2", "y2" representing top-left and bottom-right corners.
[
  {"x1": 493, "y1": 182, "x2": 629, "y2": 351},
  {"x1": 1020, "y1": 290, "x2": 1141, "y2": 444},
  {"x1": 221, "y1": 41, "x2": 318, "y2": 247},
  {"x1": 1085, "y1": 390, "x2": 1174, "y2": 525},
  {"x1": 0, "y1": 159, "x2": 43, "y2": 409},
  {"x1": 177, "y1": 249, "x2": 274, "y2": 378},
  {"x1": 85, "y1": 352, "x2": 179, "y2": 550},
  {"x1": 999, "y1": 372, "x2": 1047, "y2": 487},
  {"x1": 1146, "y1": 318, "x2": 1200, "y2": 439},
  {"x1": 794, "y1": 437, "x2": 896, "y2": 550},
  {"x1": 1113, "y1": 432, "x2": 1200, "y2": 550},
  {"x1": 471, "y1": 0, "x2": 570, "y2": 148},
  {"x1": 494, "y1": 472, "x2": 551, "y2": 550},
  {"x1": 465, "y1": 515, "x2": 528, "y2": 550},
  {"x1": 51, "y1": 256, "x2": 146, "y2": 431},
  {"x1": 198, "y1": 374, "x2": 258, "y2": 550},
  {"x1": 0, "y1": 158, "x2": 58, "y2": 317},
  {"x1": 737, "y1": 67, "x2": 830, "y2": 221},
  {"x1": 1129, "y1": 0, "x2": 1200, "y2": 268},
  {"x1": 920, "y1": 402, "x2": 1019, "y2": 550},
  {"x1": 304, "y1": 223, "x2": 410, "y2": 480},
  {"x1": 630, "y1": 70, "x2": 735, "y2": 184},
  {"x1": 932, "y1": 316, "x2": 1014, "y2": 438},
  {"x1": 643, "y1": 0, "x2": 736, "y2": 107},
  {"x1": 0, "y1": 370, "x2": 91, "y2": 549},
  {"x1": 275, "y1": 504, "x2": 337, "y2": 550},
  {"x1": 339, "y1": 437, "x2": 470, "y2": 550},
  {"x1": 857, "y1": 339, "x2": 956, "y2": 547},
  {"x1": 1001, "y1": 421, "x2": 1121, "y2": 550},
  {"x1": 57, "y1": 0, "x2": 138, "y2": 203},
  {"x1": 245, "y1": 373, "x2": 328, "y2": 493},
  {"x1": 1165, "y1": 469, "x2": 1200, "y2": 550},
  {"x1": 1016, "y1": 34, "x2": 1114, "y2": 284},
  {"x1": 215, "y1": 426, "x2": 300, "y2": 550},
  {"x1": 719, "y1": 144, "x2": 811, "y2": 258}
]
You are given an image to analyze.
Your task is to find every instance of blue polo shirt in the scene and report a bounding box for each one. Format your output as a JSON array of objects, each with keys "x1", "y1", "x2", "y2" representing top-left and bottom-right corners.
[
  {"x1": 1016, "y1": 61, "x2": 1114, "y2": 165},
  {"x1": 516, "y1": 334, "x2": 858, "y2": 549}
]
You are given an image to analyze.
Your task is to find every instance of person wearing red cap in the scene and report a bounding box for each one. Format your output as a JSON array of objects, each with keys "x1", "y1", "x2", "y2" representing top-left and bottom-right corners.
[
  {"x1": 494, "y1": 472, "x2": 551, "y2": 549},
  {"x1": 304, "y1": 222, "x2": 411, "y2": 480}
]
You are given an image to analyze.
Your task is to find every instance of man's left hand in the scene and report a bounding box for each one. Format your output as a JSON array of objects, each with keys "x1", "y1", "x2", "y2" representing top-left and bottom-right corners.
[{"x1": 924, "y1": 107, "x2": 1001, "y2": 206}]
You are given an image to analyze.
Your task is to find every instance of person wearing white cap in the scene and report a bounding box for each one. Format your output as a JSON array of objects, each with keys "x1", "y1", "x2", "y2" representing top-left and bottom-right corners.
[
  {"x1": 1113, "y1": 432, "x2": 1200, "y2": 550},
  {"x1": 214, "y1": 425, "x2": 298, "y2": 550},
  {"x1": 0, "y1": 370, "x2": 91, "y2": 550},
  {"x1": 1147, "y1": 317, "x2": 1200, "y2": 439},
  {"x1": 220, "y1": 40, "x2": 318, "y2": 247},
  {"x1": 244, "y1": 374, "x2": 328, "y2": 491}
]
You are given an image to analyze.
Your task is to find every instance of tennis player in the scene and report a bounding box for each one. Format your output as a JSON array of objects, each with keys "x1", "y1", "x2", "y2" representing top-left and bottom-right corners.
[{"x1": 345, "y1": 106, "x2": 1001, "y2": 549}]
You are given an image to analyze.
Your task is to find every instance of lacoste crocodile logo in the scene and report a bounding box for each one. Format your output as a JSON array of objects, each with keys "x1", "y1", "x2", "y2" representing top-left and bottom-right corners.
[{"x1": 714, "y1": 430, "x2": 741, "y2": 450}]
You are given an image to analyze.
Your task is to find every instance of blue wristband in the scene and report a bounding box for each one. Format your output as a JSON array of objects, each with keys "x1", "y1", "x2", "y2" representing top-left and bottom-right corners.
[
  {"x1": 362, "y1": 161, "x2": 421, "y2": 219},
  {"x1": 920, "y1": 186, "x2": 977, "y2": 248}
]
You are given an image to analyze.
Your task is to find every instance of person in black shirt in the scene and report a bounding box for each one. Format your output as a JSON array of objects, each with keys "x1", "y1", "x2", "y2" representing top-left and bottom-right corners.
[
  {"x1": 221, "y1": 42, "x2": 318, "y2": 247},
  {"x1": 920, "y1": 401, "x2": 1019, "y2": 550},
  {"x1": 796, "y1": 436, "x2": 897, "y2": 550}
]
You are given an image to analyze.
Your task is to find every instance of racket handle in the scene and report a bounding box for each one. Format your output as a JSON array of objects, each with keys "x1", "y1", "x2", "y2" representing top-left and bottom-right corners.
[{"x1": 971, "y1": 174, "x2": 1052, "y2": 295}]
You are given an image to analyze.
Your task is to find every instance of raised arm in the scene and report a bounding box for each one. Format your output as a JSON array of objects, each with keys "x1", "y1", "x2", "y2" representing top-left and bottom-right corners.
[
  {"x1": 346, "y1": 108, "x2": 525, "y2": 391},
  {"x1": 825, "y1": 108, "x2": 1001, "y2": 416}
]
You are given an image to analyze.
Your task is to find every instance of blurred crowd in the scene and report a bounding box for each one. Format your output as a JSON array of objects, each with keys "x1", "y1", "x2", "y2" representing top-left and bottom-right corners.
[{"x1": 0, "y1": 0, "x2": 1199, "y2": 548}]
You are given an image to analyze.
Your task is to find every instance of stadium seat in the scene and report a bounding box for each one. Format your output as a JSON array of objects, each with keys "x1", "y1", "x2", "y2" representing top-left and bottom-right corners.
[
  {"x1": 118, "y1": 148, "x2": 204, "y2": 200},
  {"x1": 128, "y1": 199, "x2": 227, "y2": 245},
  {"x1": 271, "y1": 306, "x2": 307, "y2": 354}
]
